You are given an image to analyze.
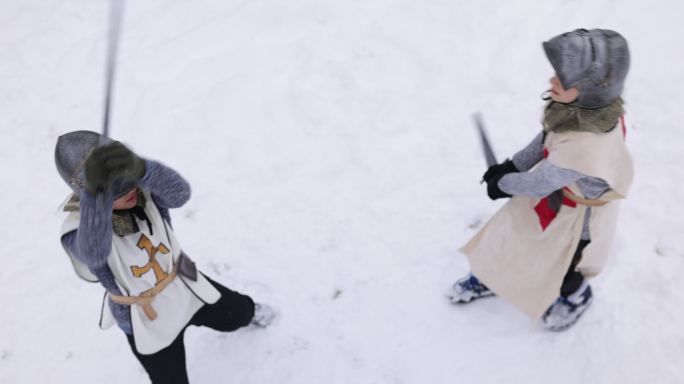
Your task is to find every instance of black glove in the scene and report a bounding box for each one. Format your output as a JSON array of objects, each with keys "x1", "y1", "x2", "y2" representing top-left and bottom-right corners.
[
  {"x1": 486, "y1": 173, "x2": 512, "y2": 200},
  {"x1": 482, "y1": 159, "x2": 518, "y2": 183},
  {"x1": 84, "y1": 142, "x2": 146, "y2": 195}
]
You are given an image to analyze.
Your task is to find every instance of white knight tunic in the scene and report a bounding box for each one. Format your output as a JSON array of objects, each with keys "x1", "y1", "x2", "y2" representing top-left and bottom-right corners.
[{"x1": 61, "y1": 191, "x2": 220, "y2": 354}]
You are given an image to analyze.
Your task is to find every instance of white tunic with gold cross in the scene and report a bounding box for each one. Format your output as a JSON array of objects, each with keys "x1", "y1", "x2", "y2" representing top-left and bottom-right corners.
[{"x1": 61, "y1": 190, "x2": 220, "y2": 355}]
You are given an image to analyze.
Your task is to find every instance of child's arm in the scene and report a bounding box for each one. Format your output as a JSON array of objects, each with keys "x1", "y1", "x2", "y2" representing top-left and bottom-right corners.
[
  {"x1": 497, "y1": 162, "x2": 585, "y2": 198},
  {"x1": 511, "y1": 131, "x2": 545, "y2": 172},
  {"x1": 483, "y1": 132, "x2": 545, "y2": 184},
  {"x1": 62, "y1": 192, "x2": 114, "y2": 268},
  {"x1": 62, "y1": 225, "x2": 132, "y2": 332},
  {"x1": 138, "y1": 160, "x2": 191, "y2": 209},
  {"x1": 497, "y1": 162, "x2": 611, "y2": 200},
  {"x1": 492, "y1": 131, "x2": 609, "y2": 199}
]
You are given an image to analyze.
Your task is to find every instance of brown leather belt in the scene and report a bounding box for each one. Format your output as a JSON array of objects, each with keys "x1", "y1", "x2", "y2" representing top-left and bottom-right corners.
[
  {"x1": 562, "y1": 190, "x2": 609, "y2": 207},
  {"x1": 109, "y1": 270, "x2": 177, "y2": 321}
]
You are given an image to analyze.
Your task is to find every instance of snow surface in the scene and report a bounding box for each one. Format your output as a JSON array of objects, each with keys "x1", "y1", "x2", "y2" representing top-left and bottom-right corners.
[{"x1": 1, "y1": 0, "x2": 683, "y2": 383}]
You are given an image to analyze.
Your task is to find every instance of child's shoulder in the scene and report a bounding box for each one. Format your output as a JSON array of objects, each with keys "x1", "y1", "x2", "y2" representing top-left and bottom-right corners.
[
  {"x1": 63, "y1": 194, "x2": 80, "y2": 212},
  {"x1": 60, "y1": 194, "x2": 81, "y2": 236}
]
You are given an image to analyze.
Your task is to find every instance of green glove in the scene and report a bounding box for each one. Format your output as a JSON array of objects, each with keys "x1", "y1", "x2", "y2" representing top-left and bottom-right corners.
[{"x1": 84, "y1": 142, "x2": 146, "y2": 195}]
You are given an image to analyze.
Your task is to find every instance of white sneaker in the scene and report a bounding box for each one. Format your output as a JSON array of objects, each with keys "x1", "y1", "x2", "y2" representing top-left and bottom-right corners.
[
  {"x1": 541, "y1": 280, "x2": 593, "y2": 331},
  {"x1": 448, "y1": 273, "x2": 495, "y2": 304},
  {"x1": 251, "y1": 303, "x2": 277, "y2": 328}
]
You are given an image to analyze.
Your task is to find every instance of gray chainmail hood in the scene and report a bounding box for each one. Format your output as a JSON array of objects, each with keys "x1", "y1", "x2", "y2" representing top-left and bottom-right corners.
[
  {"x1": 55, "y1": 130, "x2": 134, "y2": 198},
  {"x1": 543, "y1": 29, "x2": 630, "y2": 108}
]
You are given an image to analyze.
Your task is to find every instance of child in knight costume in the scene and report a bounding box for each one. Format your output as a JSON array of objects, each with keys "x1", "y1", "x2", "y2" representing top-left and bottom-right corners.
[
  {"x1": 449, "y1": 29, "x2": 634, "y2": 331},
  {"x1": 55, "y1": 131, "x2": 275, "y2": 384}
]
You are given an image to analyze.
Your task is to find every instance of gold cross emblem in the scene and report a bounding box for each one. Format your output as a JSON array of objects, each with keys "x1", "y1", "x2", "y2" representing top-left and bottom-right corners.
[{"x1": 131, "y1": 234, "x2": 170, "y2": 285}]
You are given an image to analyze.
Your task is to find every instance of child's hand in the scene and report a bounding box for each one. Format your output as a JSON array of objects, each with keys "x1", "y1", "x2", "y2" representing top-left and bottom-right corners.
[
  {"x1": 84, "y1": 142, "x2": 146, "y2": 195},
  {"x1": 486, "y1": 174, "x2": 512, "y2": 200},
  {"x1": 482, "y1": 159, "x2": 518, "y2": 182}
]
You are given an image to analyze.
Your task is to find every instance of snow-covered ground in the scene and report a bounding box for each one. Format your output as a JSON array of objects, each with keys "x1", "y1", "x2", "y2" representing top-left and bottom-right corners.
[{"x1": 1, "y1": 0, "x2": 683, "y2": 383}]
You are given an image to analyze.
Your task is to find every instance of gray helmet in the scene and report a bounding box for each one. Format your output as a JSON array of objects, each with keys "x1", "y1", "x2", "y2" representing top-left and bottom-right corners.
[
  {"x1": 543, "y1": 28, "x2": 630, "y2": 108},
  {"x1": 55, "y1": 130, "x2": 134, "y2": 198}
]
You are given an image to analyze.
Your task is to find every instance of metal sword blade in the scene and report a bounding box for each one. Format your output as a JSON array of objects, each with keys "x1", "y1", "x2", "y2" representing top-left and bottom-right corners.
[
  {"x1": 101, "y1": 0, "x2": 125, "y2": 144},
  {"x1": 473, "y1": 112, "x2": 498, "y2": 167}
]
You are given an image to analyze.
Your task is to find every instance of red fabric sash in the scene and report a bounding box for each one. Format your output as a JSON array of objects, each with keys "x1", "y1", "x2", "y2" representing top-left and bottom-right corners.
[{"x1": 534, "y1": 190, "x2": 577, "y2": 231}]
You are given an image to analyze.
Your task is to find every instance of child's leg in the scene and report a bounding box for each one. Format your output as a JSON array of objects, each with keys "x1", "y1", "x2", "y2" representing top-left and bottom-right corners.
[
  {"x1": 126, "y1": 330, "x2": 189, "y2": 384},
  {"x1": 189, "y1": 275, "x2": 256, "y2": 332},
  {"x1": 560, "y1": 239, "x2": 590, "y2": 296}
]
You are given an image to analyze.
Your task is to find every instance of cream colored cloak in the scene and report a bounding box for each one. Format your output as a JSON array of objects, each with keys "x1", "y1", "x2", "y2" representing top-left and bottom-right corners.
[{"x1": 461, "y1": 123, "x2": 633, "y2": 319}]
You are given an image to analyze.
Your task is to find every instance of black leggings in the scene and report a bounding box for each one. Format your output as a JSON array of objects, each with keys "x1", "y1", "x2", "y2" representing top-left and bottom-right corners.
[
  {"x1": 126, "y1": 276, "x2": 255, "y2": 384},
  {"x1": 560, "y1": 239, "x2": 590, "y2": 297}
]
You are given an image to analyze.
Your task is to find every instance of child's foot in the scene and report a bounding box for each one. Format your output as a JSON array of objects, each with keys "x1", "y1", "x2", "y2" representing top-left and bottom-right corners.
[
  {"x1": 251, "y1": 303, "x2": 277, "y2": 328},
  {"x1": 448, "y1": 273, "x2": 495, "y2": 303},
  {"x1": 541, "y1": 280, "x2": 593, "y2": 331}
]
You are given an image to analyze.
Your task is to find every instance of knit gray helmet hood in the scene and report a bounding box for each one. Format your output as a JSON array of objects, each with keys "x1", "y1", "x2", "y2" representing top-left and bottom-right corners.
[
  {"x1": 55, "y1": 130, "x2": 135, "y2": 198},
  {"x1": 543, "y1": 28, "x2": 630, "y2": 108}
]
